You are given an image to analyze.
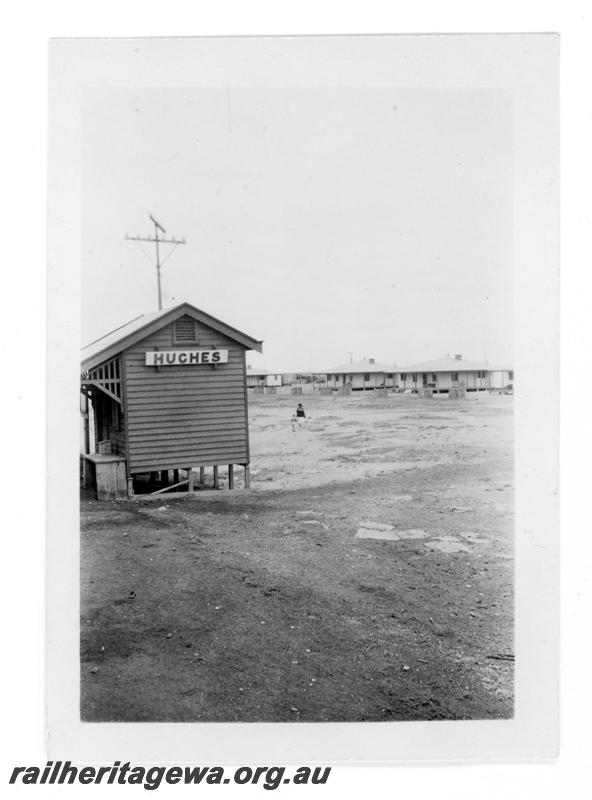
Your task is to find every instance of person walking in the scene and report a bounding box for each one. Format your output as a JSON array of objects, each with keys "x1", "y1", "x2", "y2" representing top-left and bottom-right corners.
[{"x1": 296, "y1": 403, "x2": 307, "y2": 429}]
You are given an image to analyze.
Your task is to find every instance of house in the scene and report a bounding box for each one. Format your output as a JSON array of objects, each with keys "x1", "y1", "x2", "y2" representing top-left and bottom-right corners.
[
  {"x1": 397, "y1": 354, "x2": 513, "y2": 393},
  {"x1": 246, "y1": 367, "x2": 282, "y2": 388},
  {"x1": 80, "y1": 302, "x2": 262, "y2": 498},
  {"x1": 322, "y1": 358, "x2": 398, "y2": 391}
]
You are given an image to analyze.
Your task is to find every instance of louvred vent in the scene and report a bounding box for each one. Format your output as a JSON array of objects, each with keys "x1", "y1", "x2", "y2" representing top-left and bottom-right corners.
[{"x1": 174, "y1": 317, "x2": 197, "y2": 342}]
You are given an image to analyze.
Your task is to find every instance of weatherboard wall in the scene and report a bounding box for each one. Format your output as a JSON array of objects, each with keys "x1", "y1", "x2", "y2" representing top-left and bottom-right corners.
[
  {"x1": 109, "y1": 412, "x2": 127, "y2": 456},
  {"x1": 398, "y1": 371, "x2": 493, "y2": 391},
  {"x1": 328, "y1": 372, "x2": 394, "y2": 389},
  {"x1": 122, "y1": 317, "x2": 249, "y2": 473}
]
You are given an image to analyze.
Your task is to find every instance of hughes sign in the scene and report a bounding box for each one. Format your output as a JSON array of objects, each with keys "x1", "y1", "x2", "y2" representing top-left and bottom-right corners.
[{"x1": 145, "y1": 349, "x2": 229, "y2": 366}]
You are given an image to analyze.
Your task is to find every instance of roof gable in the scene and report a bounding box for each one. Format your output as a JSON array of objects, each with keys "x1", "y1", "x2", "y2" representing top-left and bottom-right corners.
[{"x1": 81, "y1": 302, "x2": 263, "y2": 371}]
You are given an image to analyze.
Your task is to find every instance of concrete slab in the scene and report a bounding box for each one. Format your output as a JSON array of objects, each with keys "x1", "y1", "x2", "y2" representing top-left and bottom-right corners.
[
  {"x1": 427, "y1": 536, "x2": 472, "y2": 554},
  {"x1": 358, "y1": 522, "x2": 394, "y2": 532},
  {"x1": 397, "y1": 529, "x2": 428, "y2": 540},
  {"x1": 356, "y1": 528, "x2": 400, "y2": 541}
]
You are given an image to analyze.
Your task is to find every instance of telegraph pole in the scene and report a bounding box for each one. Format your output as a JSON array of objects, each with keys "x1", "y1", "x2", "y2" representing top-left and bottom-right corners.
[{"x1": 125, "y1": 214, "x2": 186, "y2": 310}]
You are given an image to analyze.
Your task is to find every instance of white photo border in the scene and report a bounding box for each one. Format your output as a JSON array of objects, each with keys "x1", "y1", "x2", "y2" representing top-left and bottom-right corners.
[{"x1": 47, "y1": 33, "x2": 559, "y2": 762}]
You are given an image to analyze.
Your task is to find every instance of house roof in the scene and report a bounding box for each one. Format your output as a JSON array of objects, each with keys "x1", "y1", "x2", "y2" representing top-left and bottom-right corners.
[
  {"x1": 322, "y1": 360, "x2": 397, "y2": 375},
  {"x1": 399, "y1": 356, "x2": 511, "y2": 373},
  {"x1": 247, "y1": 366, "x2": 279, "y2": 376},
  {"x1": 81, "y1": 302, "x2": 263, "y2": 371}
]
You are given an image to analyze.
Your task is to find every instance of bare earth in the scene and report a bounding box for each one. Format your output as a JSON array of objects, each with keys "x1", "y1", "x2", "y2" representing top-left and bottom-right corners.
[{"x1": 81, "y1": 392, "x2": 514, "y2": 722}]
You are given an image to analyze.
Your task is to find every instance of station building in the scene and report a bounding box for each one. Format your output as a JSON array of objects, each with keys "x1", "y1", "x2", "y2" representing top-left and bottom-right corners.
[{"x1": 80, "y1": 302, "x2": 262, "y2": 499}]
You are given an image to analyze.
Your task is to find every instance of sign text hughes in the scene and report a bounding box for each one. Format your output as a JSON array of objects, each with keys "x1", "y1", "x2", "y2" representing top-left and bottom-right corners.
[{"x1": 145, "y1": 350, "x2": 229, "y2": 366}]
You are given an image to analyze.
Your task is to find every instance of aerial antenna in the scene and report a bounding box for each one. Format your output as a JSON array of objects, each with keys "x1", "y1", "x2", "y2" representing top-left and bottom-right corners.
[{"x1": 125, "y1": 214, "x2": 186, "y2": 310}]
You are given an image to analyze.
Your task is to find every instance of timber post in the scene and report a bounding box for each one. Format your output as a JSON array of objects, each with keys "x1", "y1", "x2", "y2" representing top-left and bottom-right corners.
[
  {"x1": 187, "y1": 469, "x2": 194, "y2": 492},
  {"x1": 244, "y1": 464, "x2": 250, "y2": 489},
  {"x1": 82, "y1": 394, "x2": 90, "y2": 454},
  {"x1": 213, "y1": 465, "x2": 219, "y2": 489},
  {"x1": 228, "y1": 464, "x2": 234, "y2": 490}
]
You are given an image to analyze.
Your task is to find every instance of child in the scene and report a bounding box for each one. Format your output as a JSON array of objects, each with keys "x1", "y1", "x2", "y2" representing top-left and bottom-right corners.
[{"x1": 296, "y1": 403, "x2": 308, "y2": 429}]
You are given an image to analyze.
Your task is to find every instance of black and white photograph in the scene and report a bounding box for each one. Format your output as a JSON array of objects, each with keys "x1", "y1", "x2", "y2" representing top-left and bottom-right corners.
[
  {"x1": 79, "y1": 82, "x2": 516, "y2": 724},
  {"x1": 46, "y1": 32, "x2": 559, "y2": 763}
]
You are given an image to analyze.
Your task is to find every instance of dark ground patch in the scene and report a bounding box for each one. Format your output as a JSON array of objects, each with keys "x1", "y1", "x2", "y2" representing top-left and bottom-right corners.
[{"x1": 81, "y1": 464, "x2": 513, "y2": 722}]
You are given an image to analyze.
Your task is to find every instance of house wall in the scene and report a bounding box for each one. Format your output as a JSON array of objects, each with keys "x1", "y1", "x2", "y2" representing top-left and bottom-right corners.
[
  {"x1": 488, "y1": 370, "x2": 513, "y2": 389},
  {"x1": 373, "y1": 373, "x2": 395, "y2": 388},
  {"x1": 122, "y1": 317, "x2": 249, "y2": 473},
  {"x1": 361, "y1": 373, "x2": 389, "y2": 389},
  {"x1": 398, "y1": 370, "x2": 502, "y2": 391},
  {"x1": 328, "y1": 373, "x2": 356, "y2": 388},
  {"x1": 439, "y1": 372, "x2": 455, "y2": 389},
  {"x1": 327, "y1": 372, "x2": 394, "y2": 389},
  {"x1": 399, "y1": 373, "x2": 424, "y2": 391},
  {"x1": 110, "y1": 406, "x2": 127, "y2": 455},
  {"x1": 399, "y1": 372, "x2": 456, "y2": 391},
  {"x1": 247, "y1": 373, "x2": 281, "y2": 387},
  {"x1": 464, "y1": 371, "x2": 488, "y2": 389}
]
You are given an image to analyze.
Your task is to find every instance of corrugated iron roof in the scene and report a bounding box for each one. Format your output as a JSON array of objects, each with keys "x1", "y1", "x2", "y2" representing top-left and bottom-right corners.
[
  {"x1": 399, "y1": 356, "x2": 511, "y2": 373},
  {"x1": 81, "y1": 302, "x2": 263, "y2": 371},
  {"x1": 322, "y1": 360, "x2": 397, "y2": 374},
  {"x1": 246, "y1": 366, "x2": 280, "y2": 376}
]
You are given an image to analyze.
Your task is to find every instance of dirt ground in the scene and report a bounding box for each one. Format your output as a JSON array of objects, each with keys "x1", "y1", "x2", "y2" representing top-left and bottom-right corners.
[{"x1": 81, "y1": 391, "x2": 514, "y2": 722}]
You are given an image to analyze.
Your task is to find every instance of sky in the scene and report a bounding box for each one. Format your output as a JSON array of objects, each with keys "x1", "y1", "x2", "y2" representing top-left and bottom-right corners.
[{"x1": 81, "y1": 85, "x2": 513, "y2": 372}]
